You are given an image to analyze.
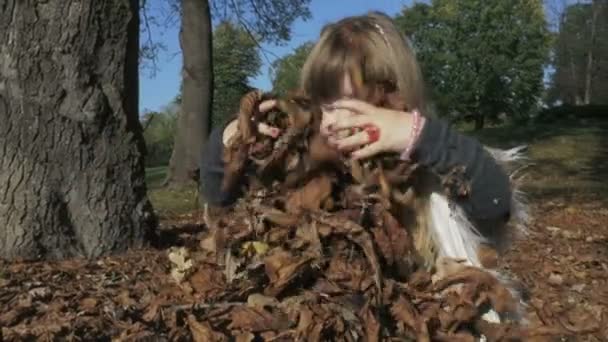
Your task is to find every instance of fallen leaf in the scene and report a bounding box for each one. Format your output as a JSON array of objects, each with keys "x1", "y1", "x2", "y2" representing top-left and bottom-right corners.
[
  {"x1": 228, "y1": 306, "x2": 290, "y2": 332},
  {"x1": 188, "y1": 315, "x2": 228, "y2": 342},
  {"x1": 264, "y1": 248, "x2": 312, "y2": 296}
]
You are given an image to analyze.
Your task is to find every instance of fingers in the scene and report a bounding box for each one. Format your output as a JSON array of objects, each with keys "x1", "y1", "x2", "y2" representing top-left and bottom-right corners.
[
  {"x1": 329, "y1": 114, "x2": 371, "y2": 132},
  {"x1": 320, "y1": 107, "x2": 355, "y2": 136},
  {"x1": 329, "y1": 130, "x2": 369, "y2": 151},
  {"x1": 351, "y1": 142, "x2": 383, "y2": 160},
  {"x1": 258, "y1": 99, "x2": 277, "y2": 113},
  {"x1": 330, "y1": 98, "x2": 377, "y2": 114},
  {"x1": 258, "y1": 122, "x2": 280, "y2": 138}
]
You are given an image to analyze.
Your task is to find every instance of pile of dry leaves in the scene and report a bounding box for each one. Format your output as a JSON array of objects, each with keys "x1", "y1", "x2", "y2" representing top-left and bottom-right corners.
[
  {"x1": 162, "y1": 91, "x2": 558, "y2": 341},
  {"x1": 0, "y1": 91, "x2": 569, "y2": 341}
]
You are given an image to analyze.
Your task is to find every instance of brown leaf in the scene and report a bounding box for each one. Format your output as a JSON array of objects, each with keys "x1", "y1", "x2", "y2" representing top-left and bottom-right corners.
[
  {"x1": 390, "y1": 296, "x2": 419, "y2": 332},
  {"x1": 188, "y1": 315, "x2": 228, "y2": 342},
  {"x1": 433, "y1": 331, "x2": 476, "y2": 342},
  {"x1": 359, "y1": 304, "x2": 380, "y2": 342},
  {"x1": 433, "y1": 265, "x2": 517, "y2": 314},
  {"x1": 189, "y1": 268, "x2": 226, "y2": 298},
  {"x1": 276, "y1": 96, "x2": 313, "y2": 130},
  {"x1": 262, "y1": 208, "x2": 300, "y2": 227},
  {"x1": 285, "y1": 175, "x2": 333, "y2": 214},
  {"x1": 200, "y1": 228, "x2": 226, "y2": 255},
  {"x1": 228, "y1": 306, "x2": 290, "y2": 332},
  {"x1": 116, "y1": 290, "x2": 137, "y2": 309},
  {"x1": 0, "y1": 297, "x2": 34, "y2": 326},
  {"x1": 264, "y1": 248, "x2": 312, "y2": 296},
  {"x1": 296, "y1": 307, "x2": 321, "y2": 341},
  {"x1": 477, "y1": 244, "x2": 499, "y2": 269},
  {"x1": 80, "y1": 297, "x2": 98, "y2": 312},
  {"x1": 309, "y1": 133, "x2": 340, "y2": 165},
  {"x1": 234, "y1": 332, "x2": 256, "y2": 342},
  {"x1": 247, "y1": 293, "x2": 280, "y2": 308}
]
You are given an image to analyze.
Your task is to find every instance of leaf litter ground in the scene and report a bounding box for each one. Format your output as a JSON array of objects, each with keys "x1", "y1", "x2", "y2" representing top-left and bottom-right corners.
[{"x1": 2, "y1": 93, "x2": 607, "y2": 341}]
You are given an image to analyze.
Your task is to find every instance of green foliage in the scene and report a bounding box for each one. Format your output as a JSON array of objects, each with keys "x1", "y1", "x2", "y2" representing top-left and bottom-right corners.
[
  {"x1": 547, "y1": 1, "x2": 608, "y2": 105},
  {"x1": 142, "y1": 104, "x2": 178, "y2": 167},
  {"x1": 212, "y1": 21, "x2": 261, "y2": 127},
  {"x1": 271, "y1": 42, "x2": 314, "y2": 95},
  {"x1": 395, "y1": 0, "x2": 551, "y2": 129}
]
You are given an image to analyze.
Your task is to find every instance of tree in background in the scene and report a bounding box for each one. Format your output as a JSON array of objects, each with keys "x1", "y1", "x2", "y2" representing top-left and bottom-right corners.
[
  {"x1": 396, "y1": 0, "x2": 551, "y2": 129},
  {"x1": 166, "y1": 0, "x2": 213, "y2": 186},
  {"x1": 142, "y1": 102, "x2": 179, "y2": 167},
  {"x1": 165, "y1": 0, "x2": 311, "y2": 187},
  {"x1": 212, "y1": 22, "x2": 261, "y2": 127},
  {"x1": 547, "y1": 0, "x2": 608, "y2": 106},
  {"x1": 142, "y1": 23, "x2": 259, "y2": 167},
  {"x1": 0, "y1": 0, "x2": 155, "y2": 260},
  {"x1": 271, "y1": 42, "x2": 314, "y2": 96}
]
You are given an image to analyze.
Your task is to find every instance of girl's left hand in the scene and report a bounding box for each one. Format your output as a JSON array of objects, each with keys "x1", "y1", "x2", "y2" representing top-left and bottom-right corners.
[{"x1": 322, "y1": 98, "x2": 420, "y2": 160}]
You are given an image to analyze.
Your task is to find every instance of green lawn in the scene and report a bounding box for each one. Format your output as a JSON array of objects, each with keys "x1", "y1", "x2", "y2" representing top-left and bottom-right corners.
[
  {"x1": 469, "y1": 117, "x2": 608, "y2": 204},
  {"x1": 145, "y1": 166, "x2": 199, "y2": 217},
  {"x1": 146, "y1": 116, "x2": 608, "y2": 215}
]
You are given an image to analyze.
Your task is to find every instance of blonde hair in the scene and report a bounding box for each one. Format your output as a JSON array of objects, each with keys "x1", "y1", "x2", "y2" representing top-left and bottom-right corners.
[
  {"x1": 300, "y1": 11, "x2": 426, "y2": 112},
  {"x1": 300, "y1": 12, "x2": 438, "y2": 267}
]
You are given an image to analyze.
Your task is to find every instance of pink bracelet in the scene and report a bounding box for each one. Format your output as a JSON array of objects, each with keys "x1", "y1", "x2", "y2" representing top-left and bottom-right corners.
[{"x1": 400, "y1": 109, "x2": 426, "y2": 161}]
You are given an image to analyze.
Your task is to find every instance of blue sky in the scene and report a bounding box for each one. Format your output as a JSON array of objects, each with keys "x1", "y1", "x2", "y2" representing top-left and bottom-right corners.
[{"x1": 139, "y1": 0, "x2": 411, "y2": 113}]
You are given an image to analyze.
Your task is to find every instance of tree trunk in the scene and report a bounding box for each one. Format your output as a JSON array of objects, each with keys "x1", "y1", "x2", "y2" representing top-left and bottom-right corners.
[
  {"x1": 165, "y1": 0, "x2": 213, "y2": 187},
  {"x1": 584, "y1": 0, "x2": 599, "y2": 105},
  {"x1": 0, "y1": 0, "x2": 156, "y2": 260},
  {"x1": 474, "y1": 115, "x2": 485, "y2": 131}
]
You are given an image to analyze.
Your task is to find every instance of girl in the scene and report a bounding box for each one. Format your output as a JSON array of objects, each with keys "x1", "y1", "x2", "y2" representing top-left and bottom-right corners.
[{"x1": 200, "y1": 11, "x2": 527, "y2": 306}]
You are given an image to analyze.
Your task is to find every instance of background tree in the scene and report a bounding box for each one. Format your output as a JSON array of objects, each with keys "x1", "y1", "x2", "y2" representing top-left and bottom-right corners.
[
  {"x1": 212, "y1": 21, "x2": 261, "y2": 126},
  {"x1": 396, "y1": 0, "x2": 551, "y2": 129},
  {"x1": 142, "y1": 102, "x2": 179, "y2": 167},
  {"x1": 165, "y1": 0, "x2": 311, "y2": 187},
  {"x1": 271, "y1": 42, "x2": 314, "y2": 96},
  {"x1": 0, "y1": 0, "x2": 155, "y2": 260},
  {"x1": 166, "y1": 0, "x2": 213, "y2": 186},
  {"x1": 547, "y1": 0, "x2": 608, "y2": 106},
  {"x1": 142, "y1": 23, "x2": 259, "y2": 168}
]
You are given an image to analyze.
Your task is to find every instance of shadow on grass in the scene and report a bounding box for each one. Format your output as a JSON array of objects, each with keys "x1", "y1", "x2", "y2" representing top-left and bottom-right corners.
[{"x1": 467, "y1": 117, "x2": 608, "y2": 205}]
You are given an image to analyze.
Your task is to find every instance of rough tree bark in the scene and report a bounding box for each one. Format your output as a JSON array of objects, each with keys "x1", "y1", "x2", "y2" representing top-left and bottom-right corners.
[
  {"x1": 0, "y1": 0, "x2": 156, "y2": 260},
  {"x1": 164, "y1": 0, "x2": 213, "y2": 187}
]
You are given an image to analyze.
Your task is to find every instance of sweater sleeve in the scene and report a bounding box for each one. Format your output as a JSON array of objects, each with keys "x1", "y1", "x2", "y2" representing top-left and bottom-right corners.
[
  {"x1": 199, "y1": 119, "x2": 243, "y2": 207},
  {"x1": 411, "y1": 117, "x2": 512, "y2": 226}
]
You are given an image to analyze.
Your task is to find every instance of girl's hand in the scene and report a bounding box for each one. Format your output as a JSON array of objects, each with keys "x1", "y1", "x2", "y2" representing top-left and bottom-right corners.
[
  {"x1": 322, "y1": 98, "x2": 421, "y2": 160},
  {"x1": 223, "y1": 99, "x2": 280, "y2": 145}
]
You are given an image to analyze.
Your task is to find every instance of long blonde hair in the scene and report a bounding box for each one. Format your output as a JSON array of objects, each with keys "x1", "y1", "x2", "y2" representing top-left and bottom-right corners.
[{"x1": 299, "y1": 11, "x2": 438, "y2": 266}]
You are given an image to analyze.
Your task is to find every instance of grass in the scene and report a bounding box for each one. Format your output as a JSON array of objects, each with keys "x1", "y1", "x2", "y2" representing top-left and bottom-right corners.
[
  {"x1": 145, "y1": 166, "x2": 199, "y2": 217},
  {"x1": 467, "y1": 117, "x2": 608, "y2": 204},
  {"x1": 145, "y1": 116, "x2": 608, "y2": 215}
]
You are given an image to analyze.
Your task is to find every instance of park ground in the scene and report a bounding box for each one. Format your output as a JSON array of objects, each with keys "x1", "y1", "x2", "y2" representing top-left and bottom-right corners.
[{"x1": 1, "y1": 116, "x2": 607, "y2": 340}]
